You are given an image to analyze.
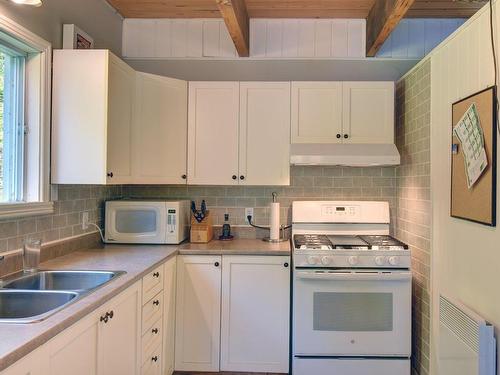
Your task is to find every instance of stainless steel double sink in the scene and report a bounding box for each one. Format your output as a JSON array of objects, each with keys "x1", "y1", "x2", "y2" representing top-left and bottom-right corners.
[{"x1": 0, "y1": 270, "x2": 125, "y2": 323}]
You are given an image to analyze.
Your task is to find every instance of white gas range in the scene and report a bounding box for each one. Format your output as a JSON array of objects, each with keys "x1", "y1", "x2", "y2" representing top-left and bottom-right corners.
[{"x1": 292, "y1": 201, "x2": 411, "y2": 375}]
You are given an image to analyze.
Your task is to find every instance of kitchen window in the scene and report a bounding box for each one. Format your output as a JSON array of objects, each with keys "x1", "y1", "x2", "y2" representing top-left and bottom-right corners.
[{"x1": 0, "y1": 17, "x2": 52, "y2": 218}]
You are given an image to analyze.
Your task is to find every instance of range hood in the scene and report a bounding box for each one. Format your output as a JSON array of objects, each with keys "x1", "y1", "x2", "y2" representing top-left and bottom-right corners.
[{"x1": 290, "y1": 143, "x2": 401, "y2": 166}]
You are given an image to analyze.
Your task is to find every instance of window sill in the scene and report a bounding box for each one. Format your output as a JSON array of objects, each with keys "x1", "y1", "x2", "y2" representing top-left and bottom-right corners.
[{"x1": 0, "y1": 201, "x2": 54, "y2": 220}]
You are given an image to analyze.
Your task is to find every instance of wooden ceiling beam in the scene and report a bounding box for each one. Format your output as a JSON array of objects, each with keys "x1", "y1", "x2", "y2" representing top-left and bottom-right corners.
[
  {"x1": 216, "y1": 0, "x2": 250, "y2": 57},
  {"x1": 366, "y1": 0, "x2": 416, "y2": 57}
]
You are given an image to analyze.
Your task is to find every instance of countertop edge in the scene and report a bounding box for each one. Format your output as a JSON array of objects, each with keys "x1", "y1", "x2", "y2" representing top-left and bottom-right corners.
[
  {"x1": 0, "y1": 240, "x2": 291, "y2": 372},
  {"x1": 0, "y1": 251, "x2": 178, "y2": 372}
]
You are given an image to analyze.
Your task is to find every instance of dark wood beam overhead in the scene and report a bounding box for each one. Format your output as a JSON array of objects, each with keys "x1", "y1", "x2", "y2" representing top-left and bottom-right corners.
[
  {"x1": 366, "y1": 0, "x2": 416, "y2": 57},
  {"x1": 216, "y1": 0, "x2": 250, "y2": 57}
]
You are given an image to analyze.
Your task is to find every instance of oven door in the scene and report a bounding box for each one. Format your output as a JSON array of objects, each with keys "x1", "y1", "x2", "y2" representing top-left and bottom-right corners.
[
  {"x1": 293, "y1": 269, "x2": 411, "y2": 357},
  {"x1": 105, "y1": 202, "x2": 167, "y2": 243}
]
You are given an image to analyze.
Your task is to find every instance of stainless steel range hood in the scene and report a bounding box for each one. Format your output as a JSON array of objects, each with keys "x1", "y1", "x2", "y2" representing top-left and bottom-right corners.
[{"x1": 290, "y1": 143, "x2": 401, "y2": 166}]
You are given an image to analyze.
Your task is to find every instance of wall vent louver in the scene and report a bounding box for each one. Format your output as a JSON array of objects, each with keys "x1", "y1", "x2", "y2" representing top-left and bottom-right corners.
[{"x1": 439, "y1": 295, "x2": 496, "y2": 375}]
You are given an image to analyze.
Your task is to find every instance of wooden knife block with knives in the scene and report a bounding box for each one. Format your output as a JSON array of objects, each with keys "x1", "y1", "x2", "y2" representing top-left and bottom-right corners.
[{"x1": 190, "y1": 200, "x2": 213, "y2": 243}]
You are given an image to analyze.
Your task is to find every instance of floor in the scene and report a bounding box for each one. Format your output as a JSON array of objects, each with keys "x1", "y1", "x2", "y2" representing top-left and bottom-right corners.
[{"x1": 173, "y1": 372, "x2": 286, "y2": 375}]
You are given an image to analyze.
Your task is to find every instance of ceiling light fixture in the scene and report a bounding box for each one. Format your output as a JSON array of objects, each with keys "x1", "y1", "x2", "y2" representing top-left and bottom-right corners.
[{"x1": 9, "y1": 0, "x2": 42, "y2": 6}]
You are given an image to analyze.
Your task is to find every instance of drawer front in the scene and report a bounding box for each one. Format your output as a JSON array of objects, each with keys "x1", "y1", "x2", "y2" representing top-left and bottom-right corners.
[
  {"x1": 142, "y1": 344, "x2": 162, "y2": 374},
  {"x1": 142, "y1": 318, "x2": 163, "y2": 358},
  {"x1": 142, "y1": 292, "x2": 163, "y2": 334},
  {"x1": 143, "y1": 266, "x2": 164, "y2": 304}
]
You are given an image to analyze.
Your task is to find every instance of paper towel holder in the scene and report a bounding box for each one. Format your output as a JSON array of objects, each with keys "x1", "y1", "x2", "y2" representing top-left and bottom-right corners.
[{"x1": 247, "y1": 192, "x2": 291, "y2": 243}]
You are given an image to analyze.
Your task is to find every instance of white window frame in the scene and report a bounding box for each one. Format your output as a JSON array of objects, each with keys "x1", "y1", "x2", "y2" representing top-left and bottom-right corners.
[{"x1": 0, "y1": 14, "x2": 52, "y2": 219}]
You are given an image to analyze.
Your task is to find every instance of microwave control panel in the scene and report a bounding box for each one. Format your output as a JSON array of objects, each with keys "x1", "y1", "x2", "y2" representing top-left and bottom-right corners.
[{"x1": 167, "y1": 209, "x2": 177, "y2": 233}]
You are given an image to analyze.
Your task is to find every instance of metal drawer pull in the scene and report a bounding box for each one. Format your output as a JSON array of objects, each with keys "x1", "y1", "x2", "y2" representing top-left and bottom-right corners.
[
  {"x1": 153, "y1": 300, "x2": 160, "y2": 306},
  {"x1": 152, "y1": 328, "x2": 159, "y2": 334},
  {"x1": 153, "y1": 272, "x2": 160, "y2": 278},
  {"x1": 151, "y1": 356, "x2": 158, "y2": 362}
]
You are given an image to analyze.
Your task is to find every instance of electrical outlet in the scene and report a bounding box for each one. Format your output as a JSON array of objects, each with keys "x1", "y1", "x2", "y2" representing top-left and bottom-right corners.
[
  {"x1": 245, "y1": 208, "x2": 254, "y2": 223},
  {"x1": 82, "y1": 212, "x2": 89, "y2": 231}
]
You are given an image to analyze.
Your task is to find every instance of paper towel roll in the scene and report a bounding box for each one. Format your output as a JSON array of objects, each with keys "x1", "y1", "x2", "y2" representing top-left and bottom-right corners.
[{"x1": 270, "y1": 202, "x2": 280, "y2": 240}]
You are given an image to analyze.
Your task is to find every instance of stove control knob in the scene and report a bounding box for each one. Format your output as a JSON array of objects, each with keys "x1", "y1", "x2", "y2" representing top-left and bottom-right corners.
[
  {"x1": 375, "y1": 256, "x2": 386, "y2": 266},
  {"x1": 321, "y1": 256, "x2": 332, "y2": 265},
  {"x1": 388, "y1": 256, "x2": 399, "y2": 266},
  {"x1": 348, "y1": 256, "x2": 359, "y2": 266},
  {"x1": 307, "y1": 256, "x2": 320, "y2": 265}
]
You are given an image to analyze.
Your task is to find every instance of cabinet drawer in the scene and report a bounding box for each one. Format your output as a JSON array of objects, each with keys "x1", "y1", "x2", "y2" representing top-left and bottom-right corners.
[
  {"x1": 142, "y1": 292, "x2": 163, "y2": 334},
  {"x1": 143, "y1": 266, "x2": 163, "y2": 304},
  {"x1": 142, "y1": 318, "x2": 162, "y2": 359},
  {"x1": 141, "y1": 345, "x2": 162, "y2": 375}
]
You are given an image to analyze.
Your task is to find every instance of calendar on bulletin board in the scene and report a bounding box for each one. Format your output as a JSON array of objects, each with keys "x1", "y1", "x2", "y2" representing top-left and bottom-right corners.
[{"x1": 451, "y1": 86, "x2": 497, "y2": 226}]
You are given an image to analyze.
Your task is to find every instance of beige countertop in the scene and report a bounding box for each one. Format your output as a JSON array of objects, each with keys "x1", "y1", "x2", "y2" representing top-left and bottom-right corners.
[
  {"x1": 178, "y1": 238, "x2": 291, "y2": 255},
  {"x1": 0, "y1": 244, "x2": 177, "y2": 372},
  {"x1": 0, "y1": 239, "x2": 290, "y2": 371}
]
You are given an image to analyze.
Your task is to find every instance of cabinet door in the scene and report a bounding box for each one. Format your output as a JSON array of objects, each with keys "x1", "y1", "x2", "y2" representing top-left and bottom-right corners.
[
  {"x1": 2, "y1": 347, "x2": 48, "y2": 375},
  {"x1": 239, "y1": 82, "x2": 290, "y2": 185},
  {"x1": 291, "y1": 82, "x2": 343, "y2": 144},
  {"x1": 175, "y1": 255, "x2": 221, "y2": 372},
  {"x1": 98, "y1": 281, "x2": 141, "y2": 375},
  {"x1": 48, "y1": 313, "x2": 99, "y2": 375},
  {"x1": 162, "y1": 257, "x2": 177, "y2": 375},
  {"x1": 133, "y1": 73, "x2": 188, "y2": 184},
  {"x1": 221, "y1": 256, "x2": 290, "y2": 373},
  {"x1": 51, "y1": 50, "x2": 109, "y2": 184},
  {"x1": 342, "y1": 82, "x2": 395, "y2": 144},
  {"x1": 187, "y1": 82, "x2": 239, "y2": 185},
  {"x1": 107, "y1": 54, "x2": 135, "y2": 184}
]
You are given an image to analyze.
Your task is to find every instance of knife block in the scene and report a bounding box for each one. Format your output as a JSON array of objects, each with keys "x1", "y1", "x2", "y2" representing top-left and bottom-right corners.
[{"x1": 190, "y1": 211, "x2": 214, "y2": 243}]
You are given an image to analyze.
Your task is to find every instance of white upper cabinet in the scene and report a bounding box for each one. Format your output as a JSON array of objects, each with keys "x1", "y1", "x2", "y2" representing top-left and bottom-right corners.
[
  {"x1": 133, "y1": 73, "x2": 188, "y2": 184},
  {"x1": 239, "y1": 82, "x2": 290, "y2": 185},
  {"x1": 220, "y1": 256, "x2": 290, "y2": 373},
  {"x1": 188, "y1": 82, "x2": 291, "y2": 186},
  {"x1": 52, "y1": 50, "x2": 135, "y2": 185},
  {"x1": 342, "y1": 81, "x2": 395, "y2": 144},
  {"x1": 291, "y1": 81, "x2": 395, "y2": 144},
  {"x1": 188, "y1": 82, "x2": 240, "y2": 185},
  {"x1": 291, "y1": 82, "x2": 343, "y2": 144}
]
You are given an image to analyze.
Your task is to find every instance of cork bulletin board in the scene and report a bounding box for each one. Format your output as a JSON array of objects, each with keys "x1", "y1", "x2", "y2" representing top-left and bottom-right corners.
[{"x1": 451, "y1": 86, "x2": 497, "y2": 226}]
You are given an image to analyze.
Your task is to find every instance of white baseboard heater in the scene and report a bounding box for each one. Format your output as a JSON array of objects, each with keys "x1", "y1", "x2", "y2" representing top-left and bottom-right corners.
[{"x1": 439, "y1": 295, "x2": 496, "y2": 375}]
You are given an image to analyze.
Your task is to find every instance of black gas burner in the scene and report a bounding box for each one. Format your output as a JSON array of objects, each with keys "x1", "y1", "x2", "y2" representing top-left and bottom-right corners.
[{"x1": 294, "y1": 234, "x2": 408, "y2": 251}]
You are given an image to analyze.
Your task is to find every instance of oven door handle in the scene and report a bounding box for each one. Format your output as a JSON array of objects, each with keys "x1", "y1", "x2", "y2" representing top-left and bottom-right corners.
[{"x1": 295, "y1": 271, "x2": 412, "y2": 282}]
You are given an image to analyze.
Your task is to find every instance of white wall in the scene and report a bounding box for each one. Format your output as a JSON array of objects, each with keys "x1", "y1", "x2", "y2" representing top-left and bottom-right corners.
[
  {"x1": 0, "y1": 0, "x2": 123, "y2": 55},
  {"x1": 422, "y1": 1, "x2": 500, "y2": 374},
  {"x1": 123, "y1": 18, "x2": 366, "y2": 59},
  {"x1": 377, "y1": 18, "x2": 465, "y2": 59}
]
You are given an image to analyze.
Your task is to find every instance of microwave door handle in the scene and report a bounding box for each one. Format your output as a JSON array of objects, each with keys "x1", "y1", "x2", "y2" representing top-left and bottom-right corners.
[{"x1": 295, "y1": 271, "x2": 412, "y2": 282}]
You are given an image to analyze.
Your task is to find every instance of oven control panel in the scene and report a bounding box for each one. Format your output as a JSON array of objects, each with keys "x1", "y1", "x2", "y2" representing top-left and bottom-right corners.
[{"x1": 321, "y1": 204, "x2": 359, "y2": 219}]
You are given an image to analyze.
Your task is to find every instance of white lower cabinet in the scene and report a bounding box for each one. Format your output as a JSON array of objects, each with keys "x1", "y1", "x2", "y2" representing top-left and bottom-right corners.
[
  {"x1": 47, "y1": 312, "x2": 99, "y2": 375},
  {"x1": 98, "y1": 282, "x2": 142, "y2": 375},
  {"x1": 174, "y1": 255, "x2": 290, "y2": 373},
  {"x1": 162, "y1": 257, "x2": 177, "y2": 375},
  {"x1": 46, "y1": 281, "x2": 141, "y2": 375},
  {"x1": 221, "y1": 256, "x2": 290, "y2": 373},
  {"x1": 0, "y1": 347, "x2": 48, "y2": 375},
  {"x1": 174, "y1": 255, "x2": 222, "y2": 372}
]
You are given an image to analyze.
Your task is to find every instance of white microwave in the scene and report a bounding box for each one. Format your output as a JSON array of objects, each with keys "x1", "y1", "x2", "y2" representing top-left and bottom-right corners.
[{"x1": 105, "y1": 200, "x2": 190, "y2": 244}]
